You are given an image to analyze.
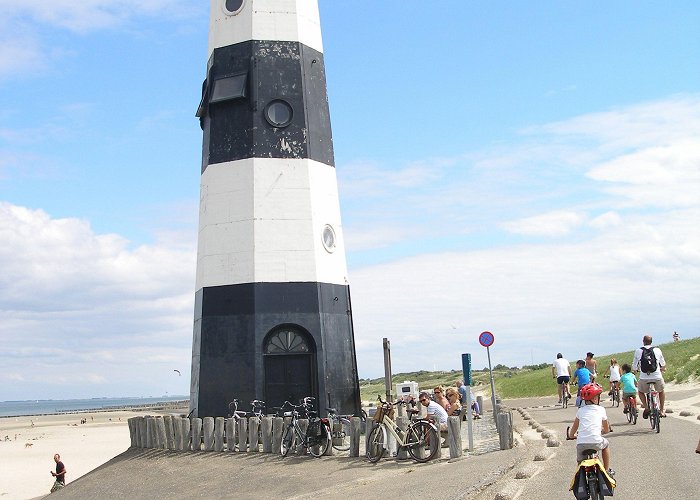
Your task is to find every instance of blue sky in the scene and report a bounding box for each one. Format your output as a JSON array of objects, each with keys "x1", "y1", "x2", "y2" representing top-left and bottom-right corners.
[{"x1": 1, "y1": 1, "x2": 699, "y2": 401}]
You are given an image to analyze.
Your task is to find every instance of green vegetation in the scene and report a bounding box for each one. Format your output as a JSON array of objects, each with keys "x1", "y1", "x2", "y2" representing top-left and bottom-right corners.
[{"x1": 360, "y1": 337, "x2": 700, "y2": 401}]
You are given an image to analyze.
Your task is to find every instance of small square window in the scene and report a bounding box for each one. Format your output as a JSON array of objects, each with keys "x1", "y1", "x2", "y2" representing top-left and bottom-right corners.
[{"x1": 210, "y1": 74, "x2": 247, "y2": 103}]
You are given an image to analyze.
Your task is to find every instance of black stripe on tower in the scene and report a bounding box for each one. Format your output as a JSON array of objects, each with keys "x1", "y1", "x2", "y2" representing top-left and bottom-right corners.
[{"x1": 197, "y1": 41, "x2": 334, "y2": 170}]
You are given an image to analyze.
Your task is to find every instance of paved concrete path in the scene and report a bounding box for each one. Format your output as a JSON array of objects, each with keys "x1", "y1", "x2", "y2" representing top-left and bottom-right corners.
[{"x1": 471, "y1": 392, "x2": 700, "y2": 500}]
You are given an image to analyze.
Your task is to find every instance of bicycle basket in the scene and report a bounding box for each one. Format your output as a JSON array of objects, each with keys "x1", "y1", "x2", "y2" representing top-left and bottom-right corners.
[{"x1": 373, "y1": 405, "x2": 395, "y2": 422}]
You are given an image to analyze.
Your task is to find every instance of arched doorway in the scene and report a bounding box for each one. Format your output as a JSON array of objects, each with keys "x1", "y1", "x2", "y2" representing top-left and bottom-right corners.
[{"x1": 263, "y1": 326, "x2": 316, "y2": 409}]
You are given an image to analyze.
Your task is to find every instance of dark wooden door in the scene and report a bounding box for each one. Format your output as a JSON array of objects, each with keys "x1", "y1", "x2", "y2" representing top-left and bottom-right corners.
[{"x1": 264, "y1": 354, "x2": 314, "y2": 409}]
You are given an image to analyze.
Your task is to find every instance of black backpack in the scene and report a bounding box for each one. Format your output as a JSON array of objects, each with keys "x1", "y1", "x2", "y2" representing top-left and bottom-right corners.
[{"x1": 639, "y1": 346, "x2": 658, "y2": 374}]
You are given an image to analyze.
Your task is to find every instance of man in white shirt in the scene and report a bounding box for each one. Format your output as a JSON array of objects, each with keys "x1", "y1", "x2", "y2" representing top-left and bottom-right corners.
[
  {"x1": 419, "y1": 391, "x2": 449, "y2": 448},
  {"x1": 632, "y1": 335, "x2": 667, "y2": 418},
  {"x1": 552, "y1": 353, "x2": 572, "y2": 404}
]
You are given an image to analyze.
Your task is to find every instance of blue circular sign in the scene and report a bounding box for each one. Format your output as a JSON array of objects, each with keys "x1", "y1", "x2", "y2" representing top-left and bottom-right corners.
[{"x1": 479, "y1": 331, "x2": 494, "y2": 347}]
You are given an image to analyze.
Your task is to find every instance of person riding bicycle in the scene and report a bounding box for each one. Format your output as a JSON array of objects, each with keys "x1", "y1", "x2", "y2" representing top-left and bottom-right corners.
[
  {"x1": 552, "y1": 353, "x2": 572, "y2": 404},
  {"x1": 619, "y1": 363, "x2": 637, "y2": 414},
  {"x1": 585, "y1": 352, "x2": 598, "y2": 382},
  {"x1": 571, "y1": 360, "x2": 592, "y2": 407},
  {"x1": 632, "y1": 334, "x2": 666, "y2": 418},
  {"x1": 567, "y1": 383, "x2": 614, "y2": 477},
  {"x1": 604, "y1": 358, "x2": 621, "y2": 399}
]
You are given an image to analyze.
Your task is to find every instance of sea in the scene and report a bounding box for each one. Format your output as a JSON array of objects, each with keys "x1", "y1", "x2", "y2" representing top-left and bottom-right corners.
[{"x1": 0, "y1": 396, "x2": 189, "y2": 418}]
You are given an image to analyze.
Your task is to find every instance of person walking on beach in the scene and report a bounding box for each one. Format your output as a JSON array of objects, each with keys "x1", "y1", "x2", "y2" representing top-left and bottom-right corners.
[{"x1": 50, "y1": 453, "x2": 66, "y2": 492}]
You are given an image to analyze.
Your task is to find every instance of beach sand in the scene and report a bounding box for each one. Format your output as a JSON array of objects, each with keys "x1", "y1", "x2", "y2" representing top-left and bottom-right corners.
[{"x1": 0, "y1": 406, "x2": 187, "y2": 500}]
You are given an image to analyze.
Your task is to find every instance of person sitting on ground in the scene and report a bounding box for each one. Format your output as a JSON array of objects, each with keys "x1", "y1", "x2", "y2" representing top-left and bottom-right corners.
[
  {"x1": 585, "y1": 352, "x2": 598, "y2": 382},
  {"x1": 419, "y1": 391, "x2": 449, "y2": 447},
  {"x1": 445, "y1": 387, "x2": 462, "y2": 417},
  {"x1": 605, "y1": 358, "x2": 621, "y2": 399},
  {"x1": 567, "y1": 383, "x2": 614, "y2": 476},
  {"x1": 571, "y1": 360, "x2": 592, "y2": 407},
  {"x1": 433, "y1": 386, "x2": 450, "y2": 411},
  {"x1": 470, "y1": 389, "x2": 481, "y2": 418},
  {"x1": 552, "y1": 352, "x2": 572, "y2": 404},
  {"x1": 632, "y1": 334, "x2": 667, "y2": 418},
  {"x1": 619, "y1": 363, "x2": 637, "y2": 414}
]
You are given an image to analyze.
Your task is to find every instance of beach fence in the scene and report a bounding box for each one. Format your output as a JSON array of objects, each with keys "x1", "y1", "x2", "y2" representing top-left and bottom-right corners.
[
  {"x1": 126, "y1": 409, "x2": 476, "y2": 459},
  {"x1": 127, "y1": 415, "x2": 365, "y2": 457}
]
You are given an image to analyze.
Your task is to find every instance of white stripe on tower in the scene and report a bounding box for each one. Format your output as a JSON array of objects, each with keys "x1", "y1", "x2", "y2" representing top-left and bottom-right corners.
[{"x1": 196, "y1": 158, "x2": 348, "y2": 288}]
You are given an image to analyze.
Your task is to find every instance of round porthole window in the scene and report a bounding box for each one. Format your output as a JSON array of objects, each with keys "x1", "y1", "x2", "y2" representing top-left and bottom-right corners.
[
  {"x1": 223, "y1": 0, "x2": 244, "y2": 15},
  {"x1": 264, "y1": 100, "x2": 293, "y2": 128},
  {"x1": 322, "y1": 225, "x2": 337, "y2": 253}
]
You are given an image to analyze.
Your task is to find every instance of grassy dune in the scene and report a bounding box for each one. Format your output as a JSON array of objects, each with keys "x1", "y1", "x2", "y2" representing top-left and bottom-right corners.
[{"x1": 359, "y1": 336, "x2": 699, "y2": 402}]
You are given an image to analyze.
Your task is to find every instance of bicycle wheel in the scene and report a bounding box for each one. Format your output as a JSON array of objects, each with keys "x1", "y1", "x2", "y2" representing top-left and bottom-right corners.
[
  {"x1": 653, "y1": 408, "x2": 660, "y2": 433},
  {"x1": 280, "y1": 425, "x2": 295, "y2": 457},
  {"x1": 331, "y1": 417, "x2": 351, "y2": 451},
  {"x1": 366, "y1": 424, "x2": 386, "y2": 463},
  {"x1": 308, "y1": 424, "x2": 331, "y2": 458},
  {"x1": 615, "y1": 389, "x2": 620, "y2": 407},
  {"x1": 562, "y1": 393, "x2": 568, "y2": 409},
  {"x1": 631, "y1": 405, "x2": 637, "y2": 425},
  {"x1": 626, "y1": 404, "x2": 633, "y2": 424},
  {"x1": 406, "y1": 421, "x2": 439, "y2": 463},
  {"x1": 588, "y1": 474, "x2": 601, "y2": 500}
]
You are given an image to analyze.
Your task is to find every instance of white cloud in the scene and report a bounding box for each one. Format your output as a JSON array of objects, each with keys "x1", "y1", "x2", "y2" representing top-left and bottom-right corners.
[
  {"x1": 502, "y1": 210, "x2": 587, "y2": 237},
  {"x1": 0, "y1": 202, "x2": 195, "y2": 399},
  {"x1": 344, "y1": 95, "x2": 700, "y2": 376}
]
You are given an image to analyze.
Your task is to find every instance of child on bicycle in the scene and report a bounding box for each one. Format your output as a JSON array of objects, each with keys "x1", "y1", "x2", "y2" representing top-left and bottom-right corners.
[
  {"x1": 571, "y1": 360, "x2": 592, "y2": 407},
  {"x1": 619, "y1": 363, "x2": 637, "y2": 413},
  {"x1": 567, "y1": 383, "x2": 614, "y2": 476}
]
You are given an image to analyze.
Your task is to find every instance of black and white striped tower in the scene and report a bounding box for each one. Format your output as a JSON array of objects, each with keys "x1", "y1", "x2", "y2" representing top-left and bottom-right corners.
[{"x1": 190, "y1": 0, "x2": 361, "y2": 418}]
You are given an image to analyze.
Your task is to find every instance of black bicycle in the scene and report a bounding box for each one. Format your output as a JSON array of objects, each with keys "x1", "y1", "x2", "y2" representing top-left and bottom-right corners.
[{"x1": 280, "y1": 397, "x2": 331, "y2": 458}]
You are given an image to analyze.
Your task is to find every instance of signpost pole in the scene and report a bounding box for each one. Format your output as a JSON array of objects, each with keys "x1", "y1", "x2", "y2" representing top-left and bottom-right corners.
[
  {"x1": 461, "y1": 353, "x2": 473, "y2": 450},
  {"x1": 487, "y1": 345, "x2": 498, "y2": 429}
]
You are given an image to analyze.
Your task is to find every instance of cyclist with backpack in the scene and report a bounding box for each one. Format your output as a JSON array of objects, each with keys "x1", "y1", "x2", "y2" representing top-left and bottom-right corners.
[{"x1": 632, "y1": 335, "x2": 667, "y2": 418}]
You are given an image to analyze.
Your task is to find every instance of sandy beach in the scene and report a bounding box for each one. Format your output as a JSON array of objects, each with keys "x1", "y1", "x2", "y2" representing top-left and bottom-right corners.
[{"x1": 0, "y1": 405, "x2": 187, "y2": 500}]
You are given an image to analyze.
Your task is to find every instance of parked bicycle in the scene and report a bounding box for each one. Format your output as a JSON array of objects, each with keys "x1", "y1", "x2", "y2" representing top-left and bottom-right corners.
[
  {"x1": 645, "y1": 381, "x2": 661, "y2": 433},
  {"x1": 366, "y1": 396, "x2": 439, "y2": 463},
  {"x1": 280, "y1": 397, "x2": 331, "y2": 458},
  {"x1": 566, "y1": 426, "x2": 616, "y2": 500},
  {"x1": 227, "y1": 398, "x2": 266, "y2": 450},
  {"x1": 326, "y1": 407, "x2": 351, "y2": 452}
]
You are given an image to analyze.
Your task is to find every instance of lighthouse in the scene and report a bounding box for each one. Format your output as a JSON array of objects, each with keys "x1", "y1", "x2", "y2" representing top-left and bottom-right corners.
[{"x1": 190, "y1": 0, "x2": 361, "y2": 418}]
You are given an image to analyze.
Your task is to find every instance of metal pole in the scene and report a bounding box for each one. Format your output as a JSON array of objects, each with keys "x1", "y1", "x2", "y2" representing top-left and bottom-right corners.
[
  {"x1": 383, "y1": 338, "x2": 393, "y2": 403},
  {"x1": 466, "y1": 385, "x2": 474, "y2": 450},
  {"x1": 487, "y1": 346, "x2": 498, "y2": 429}
]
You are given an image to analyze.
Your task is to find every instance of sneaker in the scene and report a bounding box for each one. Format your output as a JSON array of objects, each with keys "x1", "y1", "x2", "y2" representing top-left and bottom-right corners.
[
  {"x1": 441, "y1": 440, "x2": 449, "y2": 448},
  {"x1": 557, "y1": 399, "x2": 562, "y2": 404},
  {"x1": 608, "y1": 391, "x2": 612, "y2": 396},
  {"x1": 623, "y1": 407, "x2": 628, "y2": 414},
  {"x1": 607, "y1": 468, "x2": 615, "y2": 478},
  {"x1": 643, "y1": 408, "x2": 650, "y2": 419}
]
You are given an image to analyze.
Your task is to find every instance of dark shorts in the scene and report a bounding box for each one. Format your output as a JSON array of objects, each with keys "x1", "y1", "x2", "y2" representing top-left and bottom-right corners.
[{"x1": 557, "y1": 376, "x2": 570, "y2": 384}]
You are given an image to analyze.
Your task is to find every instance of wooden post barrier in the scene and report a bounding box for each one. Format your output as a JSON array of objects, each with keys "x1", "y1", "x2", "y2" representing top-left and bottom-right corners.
[
  {"x1": 214, "y1": 417, "x2": 225, "y2": 452},
  {"x1": 349, "y1": 416, "x2": 361, "y2": 457},
  {"x1": 497, "y1": 411, "x2": 513, "y2": 450},
  {"x1": 127, "y1": 417, "x2": 137, "y2": 447},
  {"x1": 237, "y1": 417, "x2": 248, "y2": 452},
  {"x1": 261, "y1": 416, "x2": 273, "y2": 453},
  {"x1": 323, "y1": 422, "x2": 334, "y2": 456},
  {"x1": 135, "y1": 417, "x2": 144, "y2": 447},
  {"x1": 248, "y1": 417, "x2": 259, "y2": 452},
  {"x1": 145, "y1": 416, "x2": 154, "y2": 448},
  {"x1": 226, "y1": 418, "x2": 235, "y2": 452},
  {"x1": 163, "y1": 415, "x2": 175, "y2": 450},
  {"x1": 202, "y1": 417, "x2": 214, "y2": 451},
  {"x1": 364, "y1": 419, "x2": 374, "y2": 454},
  {"x1": 181, "y1": 417, "x2": 190, "y2": 451},
  {"x1": 272, "y1": 417, "x2": 284, "y2": 454},
  {"x1": 173, "y1": 416, "x2": 183, "y2": 450},
  {"x1": 447, "y1": 416, "x2": 462, "y2": 459},
  {"x1": 477, "y1": 396, "x2": 484, "y2": 415},
  {"x1": 396, "y1": 416, "x2": 408, "y2": 460},
  {"x1": 155, "y1": 417, "x2": 167, "y2": 449},
  {"x1": 191, "y1": 417, "x2": 202, "y2": 451}
]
